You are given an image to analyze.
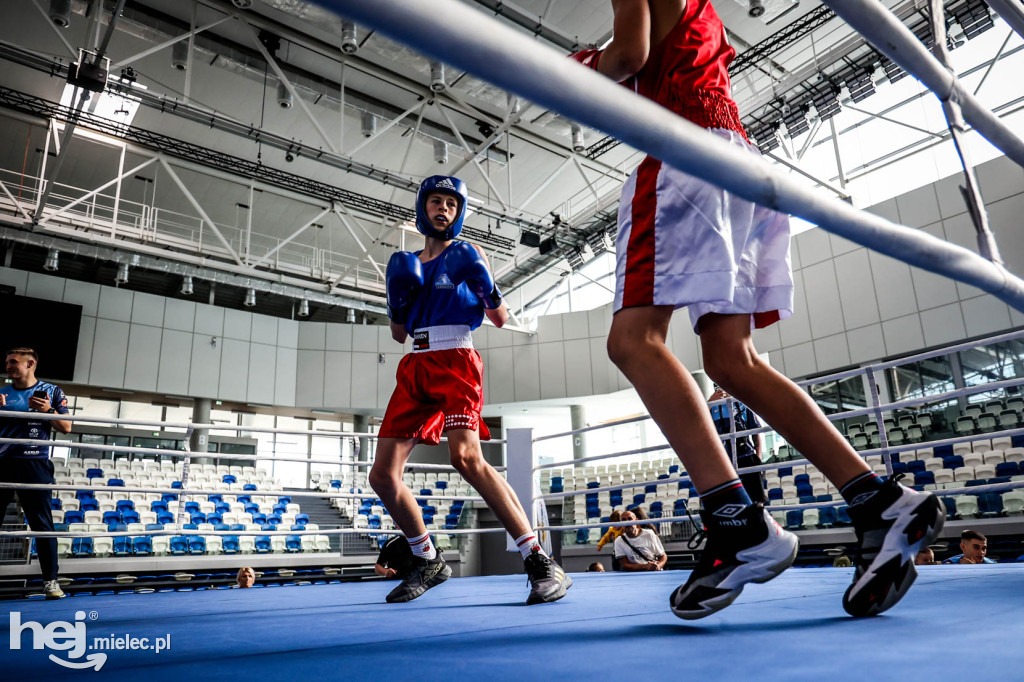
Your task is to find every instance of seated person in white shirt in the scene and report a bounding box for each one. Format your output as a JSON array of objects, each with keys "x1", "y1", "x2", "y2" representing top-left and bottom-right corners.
[{"x1": 613, "y1": 509, "x2": 668, "y2": 572}]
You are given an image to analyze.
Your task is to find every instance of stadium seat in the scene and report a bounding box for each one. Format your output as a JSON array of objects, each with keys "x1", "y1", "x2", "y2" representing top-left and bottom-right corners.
[
  {"x1": 133, "y1": 537, "x2": 153, "y2": 555},
  {"x1": 785, "y1": 510, "x2": 803, "y2": 530},
  {"x1": 71, "y1": 537, "x2": 94, "y2": 557},
  {"x1": 113, "y1": 537, "x2": 133, "y2": 556},
  {"x1": 817, "y1": 506, "x2": 836, "y2": 528},
  {"x1": 169, "y1": 536, "x2": 189, "y2": 555},
  {"x1": 954, "y1": 495, "x2": 979, "y2": 518}
]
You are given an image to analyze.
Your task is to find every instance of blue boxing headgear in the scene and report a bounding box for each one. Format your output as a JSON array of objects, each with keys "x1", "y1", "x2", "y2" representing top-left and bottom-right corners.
[{"x1": 416, "y1": 175, "x2": 468, "y2": 241}]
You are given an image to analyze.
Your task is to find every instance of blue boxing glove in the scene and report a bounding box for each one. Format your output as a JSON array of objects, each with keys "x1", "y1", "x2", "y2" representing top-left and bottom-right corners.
[
  {"x1": 386, "y1": 251, "x2": 424, "y2": 325},
  {"x1": 445, "y1": 241, "x2": 502, "y2": 309}
]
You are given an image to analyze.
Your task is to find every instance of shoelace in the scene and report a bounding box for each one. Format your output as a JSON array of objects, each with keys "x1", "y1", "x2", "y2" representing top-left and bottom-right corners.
[{"x1": 525, "y1": 552, "x2": 553, "y2": 583}]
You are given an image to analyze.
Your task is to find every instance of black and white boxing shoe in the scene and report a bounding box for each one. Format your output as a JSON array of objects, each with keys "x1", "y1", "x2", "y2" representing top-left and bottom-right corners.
[
  {"x1": 524, "y1": 548, "x2": 572, "y2": 605},
  {"x1": 670, "y1": 504, "x2": 798, "y2": 620},
  {"x1": 842, "y1": 475, "x2": 945, "y2": 617},
  {"x1": 385, "y1": 555, "x2": 452, "y2": 603}
]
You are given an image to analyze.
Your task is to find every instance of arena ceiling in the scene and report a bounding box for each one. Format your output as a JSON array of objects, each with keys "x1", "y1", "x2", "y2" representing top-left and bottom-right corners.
[{"x1": 0, "y1": 0, "x2": 1001, "y2": 324}]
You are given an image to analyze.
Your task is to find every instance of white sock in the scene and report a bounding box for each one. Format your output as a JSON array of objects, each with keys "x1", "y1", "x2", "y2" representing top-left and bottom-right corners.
[
  {"x1": 407, "y1": 532, "x2": 437, "y2": 560},
  {"x1": 514, "y1": 532, "x2": 544, "y2": 560}
]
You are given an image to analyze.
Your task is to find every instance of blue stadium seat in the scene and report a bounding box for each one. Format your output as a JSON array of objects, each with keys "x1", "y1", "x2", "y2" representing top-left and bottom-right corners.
[
  {"x1": 171, "y1": 481, "x2": 183, "y2": 489},
  {"x1": 796, "y1": 484, "x2": 813, "y2": 498},
  {"x1": 244, "y1": 503, "x2": 260, "y2": 515},
  {"x1": 236, "y1": 495, "x2": 252, "y2": 505},
  {"x1": 669, "y1": 464, "x2": 680, "y2": 474},
  {"x1": 206, "y1": 514, "x2": 223, "y2": 525},
  {"x1": 273, "y1": 503, "x2": 288, "y2": 515},
  {"x1": 768, "y1": 488, "x2": 784, "y2": 501},
  {"x1": 215, "y1": 502, "x2": 230, "y2": 514},
  {"x1": 943, "y1": 455, "x2": 964, "y2": 469},
  {"x1": 254, "y1": 536, "x2": 272, "y2": 553},
  {"x1": 103, "y1": 511, "x2": 121, "y2": 525},
  {"x1": 161, "y1": 493, "x2": 178, "y2": 502},
  {"x1": 794, "y1": 473, "x2": 810, "y2": 486},
  {"x1": 79, "y1": 499, "x2": 99, "y2": 512},
  {"x1": 151, "y1": 500, "x2": 168, "y2": 513},
  {"x1": 907, "y1": 459, "x2": 926, "y2": 473},
  {"x1": 835, "y1": 506, "x2": 852, "y2": 526},
  {"x1": 286, "y1": 536, "x2": 302, "y2": 552},
  {"x1": 250, "y1": 513, "x2": 267, "y2": 525},
  {"x1": 996, "y1": 462, "x2": 1019, "y2": 477},
  {"x1": 188, "y1": 536, "x2": 207, "y2": 554},
  {"x1": 116, "y1": 500, "x2": 134, "y2": 513},
  {"x1": 113, "y1": 537, "x2": 133, "y2": 556},
  {"x1": 979, "y1": 493, "x2": 1003, "y2": 517},
  {"x1": 86, "y1": 468, "x2": 103, "y2": 479},
  {"x1": 50, "y1": 497, "x2": 61, "y2": 510},
  {"x1": 277, "y1": 496, "x2": 292, "y2": 505},
  {"x1": 777, "y1": 467, "x2": 792, "y2": 478},
  {"x1": 266, "y1": 515, "x2": 283, "y2": 526},
  {"x1": 71, "y1": 537, "x2": 94, "y2": 557},
  {"x1": 633, "y1": 494, "x2": 646, "y2": 505},
  {"x1": 145, "y1": 523, "x2": 165, "y2": 532},
  {"x1": 261, "y1": 523, "x2": 278, "y2": 532},
  {"x1": 222, "y1": 536, "x2": 240, "y2": 554},
  {"x1": 107, "y1": 478, "x2": 125, "y2": 487},
  {"x1": 157, "y1": 512, "x2": 174, "y2": 525},
  {"x1": 222, "y1": 475, "x2": 236, "y2": 484},
  {"x1": 132, "y1": 537, "x2": 153, "y2": 555},
  {"x1": 64, "y1": 510, "x2": 84, "y2": 524},
  {"x1": 914, "y1": 471, "x2": 935, "y2": 486},
  {"x1": 167, "y1": 536, "x2": 187, "y2": 555},
  {"x1": 785, "y1": 510, "x2": 803, "y2": 530},
  {"x1": 815, "y1": 494, "x2": 833, "y2": 502},
  {"x1": 243, "y1": 484, "x2": 258, "y2": 491},
  {"x1": 817, "y1": 506, "x2": 836, "y2": 528},
  {"x1": 294, "y1": 513, "x2": 309, "y2": 526},
  {"x1": 184, "y1": 501, "x2": 200, "y2": 513},
  {"x1": 190, "y1": 512, "x2": 206, "y2": 524},
  {"x1": 575, "y1": 528, "x2": 589, "y2": 544}
]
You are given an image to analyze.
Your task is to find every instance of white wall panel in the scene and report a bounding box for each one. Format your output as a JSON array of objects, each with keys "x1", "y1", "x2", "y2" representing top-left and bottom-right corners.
[
  {"x1": 961, "y1": 296, "x2": 1012, "y2": 337},
  {"x1": 488, "y1": 351, "x2": 516, "y2": 404},
  {"x1": 193, "y1": 304, "x2": 224, "y2": 337},
  {"x1": 538, "y1": 343, "x2": 567, "y2": 399},
  {"x1": 881, "y1": 314, "x2": 925, "y2": 356},
  {"x1": 795, "y1": 228, "x2": 832, "y2": 266},
  {"x1": 537, "y1": 315, "x2": 564, "y2": 343},
  {"x1": 895, "y1": 185, "x2": 940, "y2": 228},
  {"x1": 0, "y1": 267, "x2": 27, "y2": 292},
  {"x1": 512, "y1": 343, "x2": 540, "y2": 402},
  {"x1": 351, "y1": 325, "x2": 377, "y2": 353},
  {"x1": 975, "y1": 155, "x2": 1024, "y2": 204},
  {"x1": 812, "y1": 333, "x2": 851, "y2": 371},
  {"x1": 377, "y1": 325, "x2": 394, "y2": 351},
  {"x1": 323, "y1": 350, "x2": 353, "y2": 408},
  {"x1": 803, "y1": 261, "x2": 845, "y2": 338},
  {"x1": 350, "y1": 352, "x2": 378, "y2": 409},
  {"x1": 97, "y1": 286, "x2": 132, "y2": 322},
  {"x1": 218, "y1": 338, "x2": 250, "y2": 402},
  {"x1": 123, "y1": 324, "x2": 161, "y2": 391},
  {"x1": 377, "y1": 354, "x2": 401, "y2": 410},
  {"x1": 295, "y1": 350, "x2": 325, "y2": 407},
  {"x1": 156, "y1": 329, "x2": 192, "y2": 396},
  {"x1": 251, "y1": 314, "x2": 277, "y2": 345},
  {"x1": 562, "y1": 311, "x2": 590, "y2": 341},
  {"x1": 563, "y1": 338, "x2": 593, "y2": 397},
  {"x1": 834, "y1": 250, "x2": 880, "y2": 329},
  {"x1": 782, "y1": 341, "x2": 816, "y2": 378},
  {"x1": 89, "y1": 319, "x2": 129, "y2": 387},
  {"x1": 920, "y1": 303, "x2": 967, "y2": 347},
  {"x1": 869, "y1": 251, "x2": 918, "y2": 320},
  {"x1": 274, "y1": 347, "x2": 297, "y2": 406},
  {"x1": 26, "y1": 272, "x2": 65, "y2": 302},
  {"x1": 223, "y1": 309, "x2": 252, "y2": 341},
  {"x1": 277, "y1": 319, "x2": 299, "y2": 348},
  {"x1": 298, "y1": 322, "x2": 326, "y2": 350},
  {"x1": 779, "y1": 269, "x2": 812, "y2": 346},
  {"x1": 326, "y1": 323, "x2": 353, "y2": 351},
  {"x1": 62, "y1": 281, "x2": 100, "y2": 317},
  {"x1": 246, "y1": 343, "x2": 276, "y2": 403},
  {"x1": 163, "y1": 299, "x2": 195, "y2": 332},
  {"x1": 188, "y1": 333, "x2": 222, "y2": 398},
  {"x1": 72, "y1": 316, "x2": 96, "y2": 384},
  {"x1": 847, "y1": 324, "x2": 887, "y2": 364},
  {"x1": 130, "y1": 292, "x2": 164, "y2": 327}
]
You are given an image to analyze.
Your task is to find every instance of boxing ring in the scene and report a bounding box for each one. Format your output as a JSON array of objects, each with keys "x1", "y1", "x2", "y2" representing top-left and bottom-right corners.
[{"x1": 4, "y1": 0, "x2": 1024, "y2": 676}]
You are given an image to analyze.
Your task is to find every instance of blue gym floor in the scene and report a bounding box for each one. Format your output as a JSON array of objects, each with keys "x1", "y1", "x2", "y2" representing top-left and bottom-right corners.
[{"x1": 2, "y1": 565, "x2": 1022, "y2": 681}]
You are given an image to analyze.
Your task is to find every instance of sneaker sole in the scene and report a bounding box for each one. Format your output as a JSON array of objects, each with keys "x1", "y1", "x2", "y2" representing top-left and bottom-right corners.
[
  {"x1": 671, "y1": 526, "x2": 799, "y2": 620},
  {"x1": 386, "y1": 563, "x2": 453, "y2": 603},
  {"x1": 526, "y1": 574, "x2": 573, "y2": 605},
  {"x1": 843, "y1": 491, "x2": 945, "y2": 618}
]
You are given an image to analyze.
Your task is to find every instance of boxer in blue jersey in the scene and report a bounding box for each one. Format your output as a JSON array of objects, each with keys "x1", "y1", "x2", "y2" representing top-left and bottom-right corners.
[
  {"x1": 1, "y1": 347, "x2": 72, "y2": 598},
  {"x1": 371, "y1": 175, "x2": 571, "y2": 605}
]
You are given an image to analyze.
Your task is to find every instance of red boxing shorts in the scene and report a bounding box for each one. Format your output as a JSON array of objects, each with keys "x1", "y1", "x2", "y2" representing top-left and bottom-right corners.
[
  {"x1": 378, "y1": 348, "x2": 491, "y2": 446},
  {"x1": 614, "y1": 128, "x2": 794, "y2": 332}
]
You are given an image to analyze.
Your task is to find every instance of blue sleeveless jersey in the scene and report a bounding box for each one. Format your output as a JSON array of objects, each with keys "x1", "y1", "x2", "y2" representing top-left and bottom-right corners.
[
  {"x1": 404, "y1": 241, "x2": 485, "y2": 334},
  {"x1": 0, "y1": 381, "x2": 69, "y2": 459}
]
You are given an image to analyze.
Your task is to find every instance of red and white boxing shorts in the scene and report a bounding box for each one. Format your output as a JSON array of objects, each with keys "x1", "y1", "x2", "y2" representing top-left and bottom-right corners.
[
  {"x1": 378, "y1": 325, "x2": 491, "y2": 446},
  {"x1": 613, "y1": 128, "x2": 794, "y2": 332}
]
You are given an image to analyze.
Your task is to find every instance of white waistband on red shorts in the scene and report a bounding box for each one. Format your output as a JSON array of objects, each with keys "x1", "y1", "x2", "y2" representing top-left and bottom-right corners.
[{"x1": 410, "y1": 325, "x2": 474, "y2": 353}]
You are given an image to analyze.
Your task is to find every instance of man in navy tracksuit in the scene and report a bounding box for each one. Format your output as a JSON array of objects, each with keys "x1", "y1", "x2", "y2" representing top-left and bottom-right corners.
[{"x1": 1, "y1": 347, "x2": 72, "y2": 598}]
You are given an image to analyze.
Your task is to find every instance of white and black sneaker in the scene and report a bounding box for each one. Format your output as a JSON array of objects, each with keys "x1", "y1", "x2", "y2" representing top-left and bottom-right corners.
[
  {"x1": 43, "y1": 580, "x2": 65, "y2": 600},
  {"x1": 670, "y1": 504, "x2": 798, "y2": 620},
  {"x1": 843, "y1": 475, "x2": 944, "y2": 617},
  {"x1": 524, "y1": 548, "x2": 572, "y2": 604},
  {"x1": 385, "y1": 555, "x2": 452, "y2": 603}
]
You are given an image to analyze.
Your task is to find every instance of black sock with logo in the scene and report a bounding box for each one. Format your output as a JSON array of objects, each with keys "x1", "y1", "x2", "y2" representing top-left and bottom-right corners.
[{"x1": 700, "y1": 479, "x2": 754, "y2": 531}]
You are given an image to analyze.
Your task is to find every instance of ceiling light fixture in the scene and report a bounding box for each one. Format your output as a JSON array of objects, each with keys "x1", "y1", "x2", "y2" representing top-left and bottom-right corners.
[
  {"x1": 244, "y1": 288, "x2": 256, "y2": 307},
  {"x1": 297, "y1": 299, "x2": 310, "y2": 317},
  {"x1": 43, "y1": 249, "x2": 59, "y2": 272},
  {"x1": 115, "y1": 263, "x2": 129, "y2": 284},
  {"x1": 180, "y1": 276, "x2": 194, "y2": 296},
  {"x1": 341, "y1": 21, "x2": 358, "y2": 54}
]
